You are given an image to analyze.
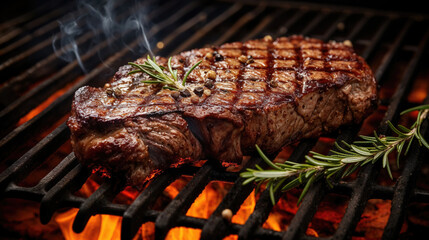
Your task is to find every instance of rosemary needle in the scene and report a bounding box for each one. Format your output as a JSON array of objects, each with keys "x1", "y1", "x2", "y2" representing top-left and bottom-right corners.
[
  {"x1": 241, "y1": 105, "x2": 429, "y2": 205},
  {"x1": 128, "y1": 55, "x2": 202, "y2": 91}
]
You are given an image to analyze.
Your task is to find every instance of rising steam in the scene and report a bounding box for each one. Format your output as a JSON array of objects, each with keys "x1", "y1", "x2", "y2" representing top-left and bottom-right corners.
[{"x1": 52, "y1": 0, "x2": 154, "y2": 73}]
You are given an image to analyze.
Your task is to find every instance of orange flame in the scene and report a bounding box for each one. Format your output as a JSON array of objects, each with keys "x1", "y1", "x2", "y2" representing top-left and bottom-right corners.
[
  {"x1": 56, "y1": 209, "x2": 122, "y2": 240},
  {"x1": 54, "y1": 178, "x2": 122, "y2": 240},
  {"x1": 55, "y1": 178, "x2": 320, "y2": 240},
  {"x1": 13, "y1": 39, "x2": 429, "y2": 240},
  {"x1": 17, "y1": 76, "x2": 84, "y2": 126}
]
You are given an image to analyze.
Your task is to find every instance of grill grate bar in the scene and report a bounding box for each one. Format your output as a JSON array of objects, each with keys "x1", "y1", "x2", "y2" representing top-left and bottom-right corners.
[
  {"x1": 283, "y1": 127, "x2": 360, "y2": 240},
  {"x1": 374, "y1": 19, "x2": 413, "y2": 83},
  {"x1": 122, "y1": 169, "x2": 183, "y2": 240},
  {"x1": 36, "y1": 152, "x2": 79, "y2": 191},
  {"x1": 212, "y1": 5, "x2": 267, "y2": 46},
  {"x1": 171, "y1": 3, "x2": 242, "y2": 54},
  {"x1": 252, "y1": 227, "x2": 284, "y2": 239},
  {"x1": 319, "y1": 12, "x2": 350, "y2": 40},
  {"x1": 200, "y1": 156, "x2": 267, "y2": 240},
  {"x1": 1, "y1": 0, "x2": 205, "y2": 225},
  {"x1": 146, "y1": 1, "x2": 200, "y2": 34},
  {"x1": 0, "y1": 0, "x2": 163, "y2": 57},
  {"x1": 3, "y1": 183, "x2": 44, "y2": 201},
  {"x1": 0, "y1": 35, "x2": 113, "y2": 128},
  {"x1": 40, "y1": 164, "x2": 91, "y2": 224},
  {"x1": 0, "y1": 0, "x2": 64, "y2": 34},
  {"x1": 0, "y1": 2, "x2": 74, "y2": 58},
  {"x1": 240, "y1": 8, "x2": 286, "y2": 42},
  {"x1": 381, "y1": 30, "x2": 429, "y2": 239},
  {"x1": 243, "y1": 8, "x2": 306, "y2": 45},
  {"x1": 210, "y1": 169, "x2": 239, "y2": 182},
  {"x1": 284, "y1": 180, "x2": 328, "y2": 240},
  {"x1": 282, "y1": 131, "x2": 358, "y2": 239},
  {"x1": 301, "y1": 11, "x2": 329, "y2": 37},
  {"x1": 333, "y1": 182, "x2": 429, "y2": 202},
  {"x1": 199, "y1": 9, "x2": 349, "y2": 239},
  {"x1": 1, "y1": 4, "x2": 213, "y2": 222},
  {"x1": 72, "y1": 178, "x2": 126, "y2": 233},
  {"x1": 282, "y1": 15, "x2": 414, "y2": 240},
  {"x1": 156, "y1": 11, "x2": 210, "y2": 56},
  {"x1": 125, "y1": 5, "x2": 266, "y2": 237},
  {"x1": 333, "y1": 158, "x2": 381, "y2": 239},
  {"x1": 337, "y1": 14, "x2": 371, "y2": 42},
  {"x1": 10, "y1": 3, "x2": 264, "y2": 238},
  {"x1": 382, "y1": 100, "x2": 429, "y2": 240},
  {"x1": 0, "y1": 0, "x2": 198, "y2": 156},
  {"x1": 0, "y1": 0, "x2": 140, "y2": 80},
  {"x1": 333, "y1": 23, "x2": 429, "y2": 240},
  {"x1": 0, "y1": 123, "x2": 69, "y2": 192},
  {"x1": 155, "y1": 162, "x2": 213, "y2": 239},
  {"x1": 360, "y1": 17, "x2": 391, "y2": 60},
  {"x1": 0, "y1": 0, "x2": 159, "y2": 130},
  {"x1": 0, "y1": 7, "x2": 68, "y2": 52},
  {"x1": 379, "y1": 27, "x2": 426, "y2": 133},
  {"x1": 277, "y1": 11, "x2": 387, "y2": 238},
  {"x1": 0, "y1": 0, "x2": 163, "y2": 100},
  {"x1": 203, "y1": 8, "x2": 368, "y2": 239},
  {"x1": 237, "y1": 139, "x2": 317, "y2": 240}
]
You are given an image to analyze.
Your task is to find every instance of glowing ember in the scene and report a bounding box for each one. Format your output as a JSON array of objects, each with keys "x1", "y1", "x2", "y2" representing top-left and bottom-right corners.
[
  {"x1": 91, "y1": 166, "x2": 112, "y2": 178},
  {"x1": 24, "y1": 54, "x2": 429, "y2": 240},
  {"x1": 55, "y1": 178, "x2": 322, "y2": 240},
  {"x1": 408, "y1": 75, "x2": 429, "y2": 103},
  {"x1": 17, "y1": 76, "x2": 84, "y2": 126}
]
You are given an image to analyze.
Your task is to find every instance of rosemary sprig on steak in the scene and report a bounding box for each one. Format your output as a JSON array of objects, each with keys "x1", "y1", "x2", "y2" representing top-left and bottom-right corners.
[
  {"x1": 241, "y1": 105, "x2": 429, "y2": 205},
  {"x1": 128, "y1": 55, "x2": 202, "y2": 90},
  {"x1": 68, "y1": 36, "x2": 378, "y2": 187}
]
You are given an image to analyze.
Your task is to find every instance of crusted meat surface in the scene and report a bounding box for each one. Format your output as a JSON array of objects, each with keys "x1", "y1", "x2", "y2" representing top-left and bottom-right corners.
[{"x1": 68, "y1": 36, "x2": 377, "y2": 185}]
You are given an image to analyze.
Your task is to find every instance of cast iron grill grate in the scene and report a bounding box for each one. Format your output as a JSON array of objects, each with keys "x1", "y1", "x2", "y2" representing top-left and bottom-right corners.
[{"x1": 1, "y1": 0, "x2": 429, "y2": 239}]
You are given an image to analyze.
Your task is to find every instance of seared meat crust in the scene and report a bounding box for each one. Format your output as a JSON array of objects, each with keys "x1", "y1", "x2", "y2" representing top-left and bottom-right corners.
[{"x1": 68, "y1": 36, "x2": 377, "y2": 185}]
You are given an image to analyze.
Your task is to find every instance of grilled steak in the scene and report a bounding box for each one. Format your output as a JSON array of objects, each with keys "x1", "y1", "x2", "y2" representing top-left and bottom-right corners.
[{"x1": 68, "y1": 35, "x2": 377, "y2": 185}]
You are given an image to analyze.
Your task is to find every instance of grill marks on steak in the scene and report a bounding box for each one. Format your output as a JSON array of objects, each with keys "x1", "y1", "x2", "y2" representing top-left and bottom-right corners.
[{"x1": 68, "y1": 36, "x2": 377, "y2": 185}]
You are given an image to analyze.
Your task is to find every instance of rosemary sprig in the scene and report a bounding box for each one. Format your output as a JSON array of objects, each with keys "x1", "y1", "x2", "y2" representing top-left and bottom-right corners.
[
  {"x1": 128, "y1": 55, "x2": 202, "y2": 90},
  {"x1": 241, "y1": 105, "x2": 429, "y2": 205}
]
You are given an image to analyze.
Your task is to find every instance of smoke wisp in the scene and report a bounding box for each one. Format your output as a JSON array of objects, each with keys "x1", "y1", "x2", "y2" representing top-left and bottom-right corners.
[{"x1": 52, "y1": 0, "x2": 154, "y2": 73}]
